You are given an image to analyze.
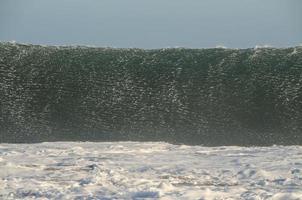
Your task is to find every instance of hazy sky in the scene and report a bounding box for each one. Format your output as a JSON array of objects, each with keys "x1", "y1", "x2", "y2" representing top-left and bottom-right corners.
[{"x1": 0, "y1": 0, "x2": 301, "y2": 48}]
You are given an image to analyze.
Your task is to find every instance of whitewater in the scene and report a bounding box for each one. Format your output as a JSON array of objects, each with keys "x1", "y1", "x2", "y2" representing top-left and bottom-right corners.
[{"x1": 1, "y1": 142, "x2": 302, "y2": 199}]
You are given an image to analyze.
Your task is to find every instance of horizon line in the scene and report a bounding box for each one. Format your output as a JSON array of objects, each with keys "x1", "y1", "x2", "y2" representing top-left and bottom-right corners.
[{"x1": 1, "y1": 41, "x2": 302, "y2": 51}]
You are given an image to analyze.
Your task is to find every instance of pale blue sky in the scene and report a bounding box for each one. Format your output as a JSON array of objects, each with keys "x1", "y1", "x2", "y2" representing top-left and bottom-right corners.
[{"x1": 0, "y1": 0, "x2": 301, "y2": 48}]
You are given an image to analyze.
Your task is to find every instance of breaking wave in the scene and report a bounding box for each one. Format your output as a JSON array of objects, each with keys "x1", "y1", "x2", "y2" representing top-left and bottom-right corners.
[{"x1": 0, "y1": 43, "x2": 302, "y2": 145}]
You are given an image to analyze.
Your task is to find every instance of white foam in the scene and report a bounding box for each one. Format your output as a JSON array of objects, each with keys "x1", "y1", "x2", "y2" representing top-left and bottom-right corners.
[
  {"x1": 254, "y1": 44, "x2": 273, "y2": 49},
  {"x1": 0, "y1": 142, "x2": 301, "y2": 199},
  {"x1": 215, "y1": 45, "x2": 227, "y2": 49}
]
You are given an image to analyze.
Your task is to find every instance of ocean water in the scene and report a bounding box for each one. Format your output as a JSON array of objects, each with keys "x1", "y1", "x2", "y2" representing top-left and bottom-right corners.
[
  {"x1": 1, "y1": 43, "x2": 302, "y2": 145},
  {"x1": 1, "y1": 43, "x2": 302, "y2": 199},
  {"x1": 0, "y1": 142, "x2": 302, "y2": 199}
]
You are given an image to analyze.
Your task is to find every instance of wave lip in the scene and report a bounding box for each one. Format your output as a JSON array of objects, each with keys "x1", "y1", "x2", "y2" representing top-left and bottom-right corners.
[{"x1": 0, "y1": 43, "x2": 302, "y2": 145}]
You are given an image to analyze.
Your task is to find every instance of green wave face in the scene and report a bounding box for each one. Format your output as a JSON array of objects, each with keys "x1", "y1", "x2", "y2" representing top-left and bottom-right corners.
[{"x1": 0, "y1": 43, "x2": 302, "y2": 145}]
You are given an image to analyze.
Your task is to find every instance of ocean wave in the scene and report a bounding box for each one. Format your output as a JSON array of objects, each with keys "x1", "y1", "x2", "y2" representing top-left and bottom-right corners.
[{"x1": 0, "y1": 43, "x2": 302, "y2": 145}]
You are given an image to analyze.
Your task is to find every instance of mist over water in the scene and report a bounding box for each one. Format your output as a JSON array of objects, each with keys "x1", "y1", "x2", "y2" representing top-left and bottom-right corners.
[{"x1": 0, "y1": 43, "x2": 302, "y2": 145}]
